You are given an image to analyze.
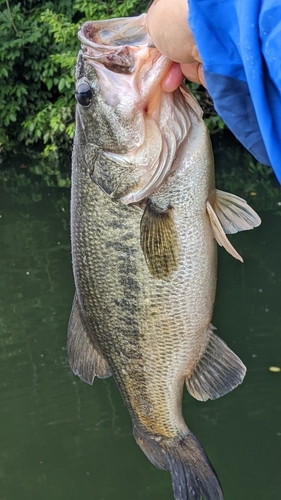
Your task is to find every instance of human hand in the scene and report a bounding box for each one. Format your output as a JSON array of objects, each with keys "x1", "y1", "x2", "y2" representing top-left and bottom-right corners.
[{"x1": 146, "y1": 0, "x2": 205, "y2": 91}]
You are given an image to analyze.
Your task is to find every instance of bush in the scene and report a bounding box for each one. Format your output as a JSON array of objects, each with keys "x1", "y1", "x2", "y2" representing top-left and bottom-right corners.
[{"x1": 0, "y1": 0, "x2": 150, "y2": 182}]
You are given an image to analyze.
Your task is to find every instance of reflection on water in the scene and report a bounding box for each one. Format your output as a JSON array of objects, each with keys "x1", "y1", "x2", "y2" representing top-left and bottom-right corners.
[{"x1": 0, "y1": 178, "x2": 280, "y2": 500}]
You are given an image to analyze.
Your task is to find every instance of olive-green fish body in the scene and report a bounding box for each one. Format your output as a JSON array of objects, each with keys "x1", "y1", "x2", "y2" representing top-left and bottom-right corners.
[
  {"x1": 71, "y1": 111, "x2": 215, "y2": 431},
  {"x1": 68, "y1": 14, "x2": 261, "y2": 500}
]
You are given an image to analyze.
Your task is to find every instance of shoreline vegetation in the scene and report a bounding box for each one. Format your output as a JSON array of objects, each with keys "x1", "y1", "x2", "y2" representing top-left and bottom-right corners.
[
  {"x1": 1, "y1": 0, "x2": 280, "y2": 209},
  {"x1": 0, "y1": 0, "x2": 151, "y2": 178}
]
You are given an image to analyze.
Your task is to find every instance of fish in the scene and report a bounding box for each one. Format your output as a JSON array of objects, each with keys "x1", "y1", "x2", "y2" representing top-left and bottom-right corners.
[{"x1": 68, "y1": 13, "x2": 261, "y2": 500}]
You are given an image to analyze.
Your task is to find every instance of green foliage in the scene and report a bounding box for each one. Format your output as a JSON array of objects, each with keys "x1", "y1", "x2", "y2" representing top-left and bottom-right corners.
[
  {"x1": 74, "y1": 0, "x2": 149, "y2": 19},
  {"x1": 0, "y1": 0, "x2": 150, "y2": 183}
]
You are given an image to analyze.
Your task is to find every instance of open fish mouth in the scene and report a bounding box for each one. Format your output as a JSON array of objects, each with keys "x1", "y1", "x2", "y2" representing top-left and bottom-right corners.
[
  {"x1": 76, "y1": 14, "x2": 190, "y2": 204},
  {"x1": 78, "y1": 14, "x2": 152, "y2": 74},
  {"x1": 77, "y1": 13, "x2": 171, "y2": 85}
]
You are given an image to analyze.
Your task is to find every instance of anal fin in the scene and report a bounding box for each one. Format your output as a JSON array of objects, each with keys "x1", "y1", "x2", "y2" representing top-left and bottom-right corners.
[
  {"x1": 186, "y1": 325, "x2": 246, "y2": 401},
  {"x1": 67, "y1": 294, "x2": 112, "y2": 385}
]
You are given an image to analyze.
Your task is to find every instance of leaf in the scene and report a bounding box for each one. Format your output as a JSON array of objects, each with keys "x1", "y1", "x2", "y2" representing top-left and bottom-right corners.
[{"x1": 58, "y1": 77, "x2": 65, "y2": 92}]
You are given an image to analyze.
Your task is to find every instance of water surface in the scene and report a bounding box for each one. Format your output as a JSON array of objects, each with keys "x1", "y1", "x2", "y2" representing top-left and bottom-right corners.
[{"x1": 0, "y1": 178, "x2": 280, "y2": 500}]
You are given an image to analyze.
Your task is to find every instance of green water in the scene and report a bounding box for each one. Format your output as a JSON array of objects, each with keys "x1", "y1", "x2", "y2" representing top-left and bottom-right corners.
[{"x1": 0, "y1": 180, "x2": 280, "y2": 500}]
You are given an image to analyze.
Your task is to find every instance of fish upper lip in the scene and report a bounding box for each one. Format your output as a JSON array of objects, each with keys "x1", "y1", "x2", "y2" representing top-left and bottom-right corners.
[
  {"x1": 78, "y1": 27, "x2": 116, "y2": 51},
  {"x1": 77, "y1": 16, "x2": 151, "y2": 75},
  {"x1": 78, "y1": 14, "x2": 152, "y2": 50}
]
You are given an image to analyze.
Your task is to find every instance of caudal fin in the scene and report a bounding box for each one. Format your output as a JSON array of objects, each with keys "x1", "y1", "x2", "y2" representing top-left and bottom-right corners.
[{"x1": 134, "y1": 427, "x2": 223, "y2": 500}]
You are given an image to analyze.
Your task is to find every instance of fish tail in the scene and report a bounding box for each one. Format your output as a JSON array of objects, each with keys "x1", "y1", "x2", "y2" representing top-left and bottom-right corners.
[{"x1": 134, "y1": 427, "x2": 223, "y2": 500}]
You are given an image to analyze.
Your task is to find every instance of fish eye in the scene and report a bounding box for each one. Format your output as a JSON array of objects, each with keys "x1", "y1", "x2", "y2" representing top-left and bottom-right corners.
[{"x1": 75, "y1": 82, "x2": 93, "y2": 106}]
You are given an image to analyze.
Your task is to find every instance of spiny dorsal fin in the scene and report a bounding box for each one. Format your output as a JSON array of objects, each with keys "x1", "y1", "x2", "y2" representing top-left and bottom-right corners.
[
  {"x1": 140, "y1": 199, "x2": 179, "y2": 278},
  {"x1": 206, "y1": 200, "x2": 244, "y2": 262},
  {"x1": 67, "y1": 294, "x2": 112, "y2": 384},
  {"x1": 185, "y1": 324, "x2": 246, "y2": 401},
  {"x1": 214, "y1": 189, "x2": 261, "y2": 234}
]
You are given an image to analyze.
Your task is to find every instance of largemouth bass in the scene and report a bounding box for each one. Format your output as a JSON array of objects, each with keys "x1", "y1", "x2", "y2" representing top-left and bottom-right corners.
[{"x1": 68, "y1": 14, "x2": 261, "y2": 500}]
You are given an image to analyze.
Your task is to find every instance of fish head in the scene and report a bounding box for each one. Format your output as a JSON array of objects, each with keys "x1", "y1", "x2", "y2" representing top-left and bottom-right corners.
[{"x1": 75, "y1": 14, "x2": 199, "y2": 203}]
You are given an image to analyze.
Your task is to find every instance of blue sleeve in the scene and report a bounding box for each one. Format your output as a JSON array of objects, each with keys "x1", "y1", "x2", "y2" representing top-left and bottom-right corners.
[{"x1": 188, "y1": 0, "x2": 281, "y2": 183}]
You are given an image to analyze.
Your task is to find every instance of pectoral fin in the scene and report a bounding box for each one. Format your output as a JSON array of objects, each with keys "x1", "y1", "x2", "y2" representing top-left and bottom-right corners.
[
  {"x1": 67, "y1": 294, "x2": 112, "y2": 384},
  {"x1": 185, "y1": 325, "x2": 246, "y2": 401},
  {"x1": 140, "y1": 199, "x2": 179, "y2": 278}
]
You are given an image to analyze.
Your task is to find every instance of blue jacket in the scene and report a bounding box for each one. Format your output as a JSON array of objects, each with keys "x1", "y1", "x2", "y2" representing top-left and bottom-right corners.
[{"x1": 188, "y1": 0, "x2": 281, "y2": 183}]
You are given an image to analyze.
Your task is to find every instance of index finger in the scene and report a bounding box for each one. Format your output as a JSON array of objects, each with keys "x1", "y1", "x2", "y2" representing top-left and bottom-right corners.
[{"x1": 181, "y1": 62, "x2": 206, "y2": 87}]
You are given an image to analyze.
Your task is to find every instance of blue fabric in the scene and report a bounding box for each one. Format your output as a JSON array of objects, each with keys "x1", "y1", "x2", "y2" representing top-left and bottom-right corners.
[{"x1": 188, "y1": 0, "x2": 281, "y2": 183}]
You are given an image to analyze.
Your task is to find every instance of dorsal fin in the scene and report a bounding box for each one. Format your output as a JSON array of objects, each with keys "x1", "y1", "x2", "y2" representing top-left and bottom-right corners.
[{"x1": 67, "y1": 294, "x2": 112, "y2": 384}]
